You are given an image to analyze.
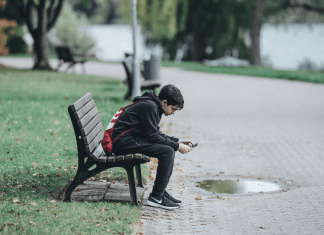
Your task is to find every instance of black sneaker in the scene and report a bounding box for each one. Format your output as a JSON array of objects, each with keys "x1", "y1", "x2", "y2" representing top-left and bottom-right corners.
[
  {"x1": 147, "y1": 194, "x2": 180, "y2": 210},
  {"x1": 164, "y1": 190, "x2": 182, "y2": 205}
]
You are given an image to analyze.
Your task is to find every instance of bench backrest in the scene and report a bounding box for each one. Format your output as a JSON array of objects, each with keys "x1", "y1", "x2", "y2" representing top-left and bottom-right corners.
[
  {"x1": 56, "y1": 46, "x2": 74, "y2": 62},
  {"x1": 123, "y1": 56, "x2": 133, "y2": 74},
  {"x1": 68, "y1": 92, "x2": 104, "y2": 161}
]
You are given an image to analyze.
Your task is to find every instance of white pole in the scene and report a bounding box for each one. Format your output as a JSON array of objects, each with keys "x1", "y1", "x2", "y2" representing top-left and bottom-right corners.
[{"x1": 132, "y1": 0, "x2": 141, "y2": 99}]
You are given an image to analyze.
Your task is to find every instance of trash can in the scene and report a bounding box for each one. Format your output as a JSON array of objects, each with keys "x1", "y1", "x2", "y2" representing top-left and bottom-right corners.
[{"x1": 144, "y1": 55, "x2": 161, "y2": 81}]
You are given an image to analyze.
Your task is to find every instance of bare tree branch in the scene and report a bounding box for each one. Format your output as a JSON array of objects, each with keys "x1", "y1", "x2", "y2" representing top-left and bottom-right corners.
[
  {"x1": 286, "y1": 1, "x2": 324, "y2": 14},
  {"x1": 47, "y1": 0, "x2": 63, "y2": 31},
  {"x1": 25, "y1": 0, "x2": 36, "y2": 37},
  {"x1": 47, "y1": 0, "x2": 56, "y2": 22}
]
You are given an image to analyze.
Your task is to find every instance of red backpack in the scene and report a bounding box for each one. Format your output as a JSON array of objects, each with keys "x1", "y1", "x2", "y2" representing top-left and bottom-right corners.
[{"x1": 101, "y1": 100, "x2": 145, "y2": 155}]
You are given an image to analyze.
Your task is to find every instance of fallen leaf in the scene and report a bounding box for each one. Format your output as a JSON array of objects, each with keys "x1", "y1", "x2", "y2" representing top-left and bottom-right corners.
[
  {"x1": 175, "y1": 167, "x2": 184, "y2": 173},
  {"x1": 52, "y1": 153, "x2": 58, "y2": 157},
  {"x1": 31, "y1": 202, "x2": 38, "y2": 207},
  {"x1": 12, "y1": 198, "x2": 20, "y2": 204}
]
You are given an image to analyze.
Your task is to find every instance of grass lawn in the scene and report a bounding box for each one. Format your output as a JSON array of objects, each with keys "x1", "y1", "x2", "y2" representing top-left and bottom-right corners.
[
  {"x1": 162, "y1": 60, "x2": 324, "y2": 84},
  {"x1": 0, "y1": 68, "x2": 148, "y2": 234}
]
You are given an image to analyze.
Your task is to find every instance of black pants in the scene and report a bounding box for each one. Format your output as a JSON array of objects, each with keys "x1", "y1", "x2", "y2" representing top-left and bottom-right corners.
[{"x1": 113, "y1": 135, "x2": 175, "y2": 197}]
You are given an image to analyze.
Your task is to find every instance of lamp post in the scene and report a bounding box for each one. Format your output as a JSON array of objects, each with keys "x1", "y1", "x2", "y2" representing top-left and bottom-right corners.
[{"x1": 132, "y1": 0, "x2": 141, "y2": 98}]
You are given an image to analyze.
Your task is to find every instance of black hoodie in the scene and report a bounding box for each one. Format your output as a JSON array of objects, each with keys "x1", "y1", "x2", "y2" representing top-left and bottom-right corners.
[{"x1": 112, "y1": 90, "x2": 180, "y2": 151}]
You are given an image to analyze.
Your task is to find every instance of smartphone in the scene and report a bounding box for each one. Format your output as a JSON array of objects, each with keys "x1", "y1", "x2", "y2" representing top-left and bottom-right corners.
[{"x1": 192, "y1": 143, "x2": 198, "y2": 148}]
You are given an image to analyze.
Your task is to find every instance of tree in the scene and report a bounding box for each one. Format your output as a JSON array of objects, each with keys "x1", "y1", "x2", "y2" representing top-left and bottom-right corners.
[
  {"x1": 0, "y1": 0, "x2": 17, "y2": 56},
  {"x1": 55, "y1": 2, "x2": 95, "y2": 57},
  {"x1": 174, "y1": 0, "x2": 250, "y2": 61},
  {"x1": 250, "y1": 0, "x2": 324, "y2": 65},
  {"x1": 10, "y1": 0, "x2": 63, "y2": 70}
]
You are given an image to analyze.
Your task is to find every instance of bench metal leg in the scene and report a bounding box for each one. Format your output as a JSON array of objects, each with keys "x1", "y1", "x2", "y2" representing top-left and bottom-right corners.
[
  {"x1": 82, "y1": 63, "x2": 86, "y2": 74},
  {"x1": 62, "y1": 170, "x2": 86, "y2": 202},
  {"x1": 125, "y1": 166, "x2": 138, "y2": 205},
  {"x1": 135, "y1": 164, "x2": 144, "y2": 188},
  {"x1": 57, "y1": 61, "x2": 63, "y2": 71},
  {"x1": 62, "y1": 165, "x2": 106, "y2": 202}
]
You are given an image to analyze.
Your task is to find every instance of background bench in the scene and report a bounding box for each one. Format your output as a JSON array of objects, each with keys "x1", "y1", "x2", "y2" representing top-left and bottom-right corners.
[
  {"x1": 62, "y1": 92, "x2": 151, "y2": 205},
  {"x1": 55, "y1": 46, "x2": 88, "y2": 74},
  {"x1": 122, "y1": 54, "x2": 161, "y2": 100}
]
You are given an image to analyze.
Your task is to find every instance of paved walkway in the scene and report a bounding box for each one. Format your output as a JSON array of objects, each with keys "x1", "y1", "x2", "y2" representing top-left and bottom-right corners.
[
  {"x1": 141, "y1": 68, "x2": 324, "y2": 234},
  {"x1": 2, "y1": 58, "x2": 324, "y2": 234},
  {"x1": 0, "y1": 57, "x2": 125, "y2": 79}
]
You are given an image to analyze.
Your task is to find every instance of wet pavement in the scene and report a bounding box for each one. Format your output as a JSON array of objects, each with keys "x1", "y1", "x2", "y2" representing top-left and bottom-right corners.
[{"x1": 2, "y1": 58, "x2": 324, "y2": 234}]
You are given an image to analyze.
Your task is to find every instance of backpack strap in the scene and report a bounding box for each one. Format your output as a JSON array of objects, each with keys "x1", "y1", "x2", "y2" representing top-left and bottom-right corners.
[{"x1": 111, "y1": 99, "x2": 146, "y2": 143}]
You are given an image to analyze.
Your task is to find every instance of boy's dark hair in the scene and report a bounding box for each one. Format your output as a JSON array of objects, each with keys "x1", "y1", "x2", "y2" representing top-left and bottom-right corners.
[{"x1": 158, "y1": 84, "x2": 184, "y2": 109}]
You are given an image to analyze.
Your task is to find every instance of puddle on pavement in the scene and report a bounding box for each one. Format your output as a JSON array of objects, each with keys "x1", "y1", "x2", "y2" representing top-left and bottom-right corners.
[{"x1": 195, "y1": 178, "x2": 284, "y2": 195}]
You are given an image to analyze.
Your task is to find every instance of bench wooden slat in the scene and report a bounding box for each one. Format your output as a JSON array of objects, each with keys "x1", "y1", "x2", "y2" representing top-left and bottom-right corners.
[
  {"x1": 90, "y1": 144, "x2": 104, "y2": 161},
  {"x1": 85, "y1": 130, "x2": 104, "y2": 154},
  {"x1": 125, "y1": 154, "x2": 134, "y2": 160},
  {"x1": 98, "y1": 155, "x2": 108, "y2": 163},
  {"x1": 83, "y1": 122, "x2": 103, "y2": 145},
  {"x1": 81, "y1": 114, "x2": 101, "y2": 136},
  {"x1": 108, "y1": 156, "x2": 116, "y2": 162},
  {"x1": 116, "y1": 155, "x2": 125, "y2": 161},
  {"x1": 143, "y1": 155, "x2": 150, "y2": 162},
  {"x1": 77, "y1": 107, "x2": 99, "y2": 129},
  {"x1": 134, "y1": 153, "x2": 142, "y2": 159},
  {"x1": 74, "y1": 99, "x2": 95, "y2": 121},
  {"x1": 71, "y1": 92, "x2": 93, "y2": 112}
]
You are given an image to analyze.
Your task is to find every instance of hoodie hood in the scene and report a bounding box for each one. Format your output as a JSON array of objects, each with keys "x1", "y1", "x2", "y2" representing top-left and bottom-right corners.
[{"x1": 133, "y1": 90, "x2": 163, "y2": 114}]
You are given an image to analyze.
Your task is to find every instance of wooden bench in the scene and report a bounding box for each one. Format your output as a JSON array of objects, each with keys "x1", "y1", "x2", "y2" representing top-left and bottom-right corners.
[
  {"x1": 55, "y1": 46, "x2": 88, "y2": 74},
  {"x1": 62, "y1": 92, "x2": 151, "y2": 205},
  {"x1": 122, "y1": 55, "x2": 161, "y2": 100}
]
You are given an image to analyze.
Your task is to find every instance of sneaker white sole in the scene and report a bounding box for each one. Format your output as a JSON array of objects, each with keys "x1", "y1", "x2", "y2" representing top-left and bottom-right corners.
[{"x1": 146, "y1": 200, "x2": 180, "y2": 210}]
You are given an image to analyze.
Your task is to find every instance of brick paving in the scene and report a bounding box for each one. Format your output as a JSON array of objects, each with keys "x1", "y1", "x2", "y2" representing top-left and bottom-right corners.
[{"x1": 140, "y1": 68, "x2": 324, "y2": 235}]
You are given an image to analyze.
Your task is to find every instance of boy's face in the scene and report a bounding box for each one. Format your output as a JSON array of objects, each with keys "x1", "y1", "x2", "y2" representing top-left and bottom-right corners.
[{"x1": 161, "y1": 100, "x2": 179, "y2": 116}]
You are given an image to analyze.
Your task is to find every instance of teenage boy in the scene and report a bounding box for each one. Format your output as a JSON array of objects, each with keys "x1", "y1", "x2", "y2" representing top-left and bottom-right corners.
[{"x1": 112, "y1": 84, "x2": 193, "y2": 210}]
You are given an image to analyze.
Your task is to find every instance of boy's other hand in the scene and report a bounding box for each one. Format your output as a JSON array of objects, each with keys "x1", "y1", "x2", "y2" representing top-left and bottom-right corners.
[
  {"x1": 178, "y1": 139, "x2": 194, "y2": 147},
  {"x1": 178, "y1": 143, "x2": 192, "y2": 154}
]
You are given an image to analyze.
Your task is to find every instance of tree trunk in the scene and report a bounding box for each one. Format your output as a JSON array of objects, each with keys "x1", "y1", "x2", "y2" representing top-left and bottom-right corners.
[
  {"x1": 33, "y1": 0, "x2": 51, "y2": 70},
  {"x1": 251, "y1": 0, "x2": 263, "y2": 66},
  {"x1": 189, "y1": 0, "x2": 203, "y2": 61}
]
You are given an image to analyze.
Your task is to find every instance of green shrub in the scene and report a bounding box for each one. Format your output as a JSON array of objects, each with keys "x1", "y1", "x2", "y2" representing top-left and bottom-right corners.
[
  {"x1": 54, "y1": 2, "x2": 95, "y2": 56},
  {"x1": 7, "y1": 35, "x2": 28, "y2": 54}
]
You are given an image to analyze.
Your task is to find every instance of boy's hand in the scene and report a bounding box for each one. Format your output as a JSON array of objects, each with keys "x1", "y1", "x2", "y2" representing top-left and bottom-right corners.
[
  {"x1": 178, "y1": 143, "x2": 192, "y2": 154},
  {"x1": 178, "y1": 139, "x2": 194, "y2": 147}
]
